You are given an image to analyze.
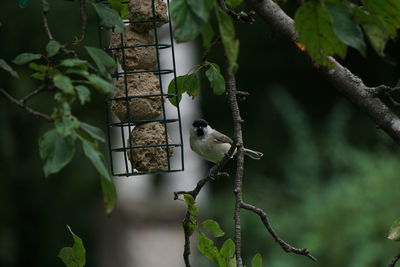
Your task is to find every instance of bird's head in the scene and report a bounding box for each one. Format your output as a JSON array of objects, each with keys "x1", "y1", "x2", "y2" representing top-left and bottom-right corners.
[{"x1": 191, "y1": 119, "x2": 210, "y2": 137}]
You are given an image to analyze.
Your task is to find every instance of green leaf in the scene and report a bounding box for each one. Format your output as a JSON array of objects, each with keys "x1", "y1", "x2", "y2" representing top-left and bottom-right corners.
[
  {"x1": 61, "y1": 59, "x2": 88, "y2": 68},
  {"x1": 87, "y1": 74, "x2": 114, "y2": 93},
  {"x1": 53, "y1": 74, "x2": 75, "y2": 95},
  {"x1": 92, "y1": 2, "x2": 125, "y2": 33},
  {"x1": 46, "y1": 40, "x2": 61, "y2": 57},
  {"x1": 353, "y1": 7, "x2": 389, "y2": 57},
  {"x1": 197, "y1": 232, "x2": 222, "y2": 265},
  {"x1": 65, "y1": 68, "x2": 89, "y2": 78},
  {"x1": 0, "y1": 59, "x2": 19, "y2": 78},
  {"x1": 75, "y1": 85, "x2": 91, "y2": 105},
  {"x1": 19, "y1": 0, "x2": 30, "y2": 8},
  {"x1": 182, "y1": 193, "x2": 198, "y2": 236},
  {"x1": 58, "y1": 225, "x2": 86, "y2": 267},
  {"x1": 251, "y1": 253, "x2": 262, "y2": 267},
  {"x1": 202, "y1": 219, "x2": 225, "y2": 237},
  {"x1": 324, "y1": 2, "x2": 366, "y2": 56},
  {"x1": 201, "y1": 23, "x2": 215, "y2": 49},
  {"x1": 170, "y1": 0, "x2": 205, "y2": 41},
  {"x1": 183, "y1": 194, "x2": 199, "y2": 216},
  {"x1": 187, "y1": 0, "x2": 215, "y2": 22},
  {"x1": 85, "y1": 46, "x2": 116, "y2": 76},
  {"x1": 12, "y1": 53, "x2": 42, "y2": 65},
  {"x1": 81, "y1": 139, "x2": 116, "y2": 214},
  {"x1": 226, "y1": 0, "x2": 243, "y2": 9},
  {"x1": 108, "y1": 0, "x2": 129, "y2": 19},
  {"x1": 79, "y1": 122, "x2": 106, "y2": 143},
  {"x1": 205, "y1": 63, "x2": 225, "y2": 95},
  {"x1": 29, "y1": 62, "x2": 49, "y2": 72},
  {"x1": 216, "y1": 8, "x2": 239, "y2": 72},
  {"x1": 220, "y1": 239, "x2": 236, "y2": 267},
  {"x1": 39, "y1": 129, "x2": 76, "y2": 177},
  {"x1": 388, "y1": 218, "x2": 400, "y2": 241},
  {"x1": 168, "y1": 74, "x2": 200, "y2": 106},
  {"x1": 55, "y1": 114, "x2": 79, "y2": 137},
  {"x1": 100, "y1": 173, "x2": 117, "y2": 215},
  {"x1": 294, "y1": 1, "x2": 347, "y2": 67},
  {"x1": 31, "y1": 72, "x2": 44, "y2": 80},
  {"x1": 362, "y1": 0, "x2": 400, "y2": 38}
]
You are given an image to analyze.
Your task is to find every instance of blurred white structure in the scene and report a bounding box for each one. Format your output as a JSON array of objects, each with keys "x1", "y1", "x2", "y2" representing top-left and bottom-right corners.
[{"x1": 99, "y1": 22, "x2": 205, "y2": 267}]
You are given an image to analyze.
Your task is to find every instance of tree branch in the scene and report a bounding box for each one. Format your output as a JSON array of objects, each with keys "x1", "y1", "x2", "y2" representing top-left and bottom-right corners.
[
  {"x1": 245, "y1": 0, "x2": 400, "y2": 145},
  {"x1": 174, "y1": 146, "x2": 236, "y2": 267},
  {"x1": 0, "y1": 88, "x2": 53, "y2": 122},
  {"x1": 388, "y1": 251, "x2": 400, "y2": 267},
  {"x1": 241, "y1": 202, "x2": 317, "y2": 261},
  {"x1": 224, "y1": 55, "x2": 245, "y2": 266}
]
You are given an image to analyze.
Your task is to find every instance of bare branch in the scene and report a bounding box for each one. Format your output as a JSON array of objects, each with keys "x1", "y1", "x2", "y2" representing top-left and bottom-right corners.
[
  {"x1": 241, "y1": 202, "x2": 317, "y2": 261},
  {"x1": 202, "y1": 37, "x2": 221, "y2": 62},
  {"x1": 245, "y1": 0, "x2": 400, "y2": 145},
  {"x1": 20, "y1": 84, "x2": 48, "y2": 104},
  {"x1": 388, "y1": 251, "x2": 400, "y2": 267},
  {"x1": 74, "y1": 0, "x2": 87, "y2": 44},
  {"x1": 42, "y1": 0, "x2": 54, "y2": 40},
  {"x1": 365, "y1": 85, "x2": 400, "y2": 96},
  {"x1": 0, "y1": 88, "x2": 53, "y2": 122}
]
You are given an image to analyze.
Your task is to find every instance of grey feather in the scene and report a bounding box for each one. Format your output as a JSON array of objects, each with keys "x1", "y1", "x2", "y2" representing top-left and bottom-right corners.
[{"x1": 210, "y1": 130, "x2": 234, "y2": 144}]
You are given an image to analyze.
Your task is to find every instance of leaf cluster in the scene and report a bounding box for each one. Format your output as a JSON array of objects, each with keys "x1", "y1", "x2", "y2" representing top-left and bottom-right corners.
[
  {"x1": 294, "y1": 0, "x2": 400, "y2": 67},
  {"x1": 167, "y1": 61, "x2": 225, "y2": 106},
  {"x1": 182, "y1": 194, "x2": 262, "y2": 267},
  {"x1": 0, "y1": 2, "x2": 122, "y2": 213}
]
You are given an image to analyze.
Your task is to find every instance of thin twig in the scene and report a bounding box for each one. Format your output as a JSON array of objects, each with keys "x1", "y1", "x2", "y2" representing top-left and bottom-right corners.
[
  {"x1": 0, "y1": 88, "x2": 53, "y2": 122},
  {"x1": 388, "y1": 251, "x2": 400, "y2": 267},
  {"x1": 218, "y1": 0, "x2": 255, "y2": 23},
  {"x1": 42, "y1": 0, "x2": 54, "y2": 40},
  {"x1": 365, "y1": 85, "x2": 400, "y2": 97},
  {"x1": 74, "y1": 0, "x2": 87, "y2": 44},
  {"x1": 20, "y1": 84, "x2": 47, "y2": 104},
  {"x1": 202, "y1": 37, "x2": 221, "y2": 62},
  {"x1": 236, "y1": 90, "x2": 250, "y2": 101},
  {"x1": 241, "y1": 202, "x2": 317, "y2": 261}
]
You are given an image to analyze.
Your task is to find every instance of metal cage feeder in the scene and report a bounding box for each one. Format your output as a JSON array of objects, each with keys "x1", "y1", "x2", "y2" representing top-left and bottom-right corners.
[{"x1": 98, "y1": 0, "x2": 184, "y2": 176}]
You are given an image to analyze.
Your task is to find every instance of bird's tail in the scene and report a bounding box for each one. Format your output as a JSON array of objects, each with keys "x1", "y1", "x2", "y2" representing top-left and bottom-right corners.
[{"x1": 244, "y1": 148, "x2": 263, "y2": 160}]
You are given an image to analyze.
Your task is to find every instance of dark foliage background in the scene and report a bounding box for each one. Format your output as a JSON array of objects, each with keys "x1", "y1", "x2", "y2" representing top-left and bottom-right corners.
[{"x1": 1, "y1": 1, "x2": 400, "y2": 267}]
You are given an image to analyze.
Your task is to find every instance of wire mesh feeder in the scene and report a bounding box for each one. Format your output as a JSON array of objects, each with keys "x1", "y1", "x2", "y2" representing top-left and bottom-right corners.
[{"x1": 99, "y1": 0, "x2": 184, "y2": 176}]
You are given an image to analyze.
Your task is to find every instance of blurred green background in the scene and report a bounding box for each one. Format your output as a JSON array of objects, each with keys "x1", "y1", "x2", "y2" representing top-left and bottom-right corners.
[{"x1": 1, "y1": 1, "x2": 400, "y2": 267}]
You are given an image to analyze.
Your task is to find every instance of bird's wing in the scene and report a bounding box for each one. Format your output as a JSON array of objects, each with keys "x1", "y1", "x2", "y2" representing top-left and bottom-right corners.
[{"x1": 212, "y1": 130, "x2": 233, "y2": 144}]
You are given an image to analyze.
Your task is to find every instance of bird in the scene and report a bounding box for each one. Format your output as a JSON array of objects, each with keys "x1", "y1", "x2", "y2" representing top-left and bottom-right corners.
[{"x1": 189, "y1": 119, "x2": 263, "y2": 163}]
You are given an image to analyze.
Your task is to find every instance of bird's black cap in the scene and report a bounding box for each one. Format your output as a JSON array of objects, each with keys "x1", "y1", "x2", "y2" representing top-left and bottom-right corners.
[{"x1": 192, "y1": 119, "x2": 208, "y2": 128}]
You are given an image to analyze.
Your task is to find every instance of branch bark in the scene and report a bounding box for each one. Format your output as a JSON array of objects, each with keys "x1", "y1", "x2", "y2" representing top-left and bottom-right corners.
[
  {"x1": 224, "y1": 56, "x2": 245, "y2": 266},
  {"x1": 241, "y1": 202, "x2": 316, "y2": 261},
  {"x1": 388, "y1": 251, "x2": 400, "y2": 267},
  {"x1": 223, "y1": 55, "x2": 316, "y2": 265},
  {"x1": 245, "y1": 0, "x2": 400, "y2": 145},
  {"x1": 0, "y1": 88, "x2": 53, "y2": 122}
]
